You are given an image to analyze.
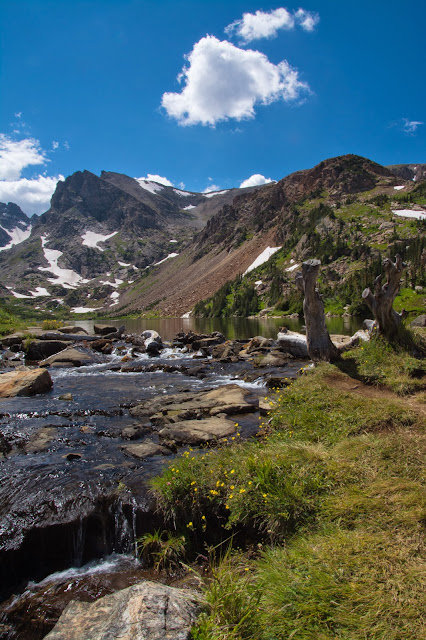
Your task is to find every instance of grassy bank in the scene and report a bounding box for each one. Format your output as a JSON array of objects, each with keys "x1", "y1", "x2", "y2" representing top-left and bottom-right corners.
[{"x1": 149, "y1": 339, "x2": 425, "y2": 639}]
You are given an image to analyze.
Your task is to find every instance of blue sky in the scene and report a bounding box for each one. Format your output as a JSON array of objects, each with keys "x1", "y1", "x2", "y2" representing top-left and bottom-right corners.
[{"x1": 0, "y1": 0, "x2": 425, "y2": 214}]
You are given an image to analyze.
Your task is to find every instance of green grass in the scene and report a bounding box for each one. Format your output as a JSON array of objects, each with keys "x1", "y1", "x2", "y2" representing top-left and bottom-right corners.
[
  {"x1": 153, "y1": 342, "x2": 426, "y2": 640},
  {"x1": 342, "y1": 335, "x2": 426, "y2": 394}
]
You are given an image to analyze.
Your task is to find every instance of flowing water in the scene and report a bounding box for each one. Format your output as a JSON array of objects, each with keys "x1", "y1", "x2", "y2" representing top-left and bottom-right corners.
[{"x1": 0, "y1": 318, "x2": 361, "y2": 638}]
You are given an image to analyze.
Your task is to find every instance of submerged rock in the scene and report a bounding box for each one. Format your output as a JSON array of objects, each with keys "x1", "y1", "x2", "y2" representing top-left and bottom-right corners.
[
  {"x1": 44, "y1": 581, "x2": 200, "y2": 640},
  {"x1": 121, "y1": 440, "x2": 171, "y2": 459},
  {"x1": 0, "y1": 367, "x2": 53, "y2": 398}
]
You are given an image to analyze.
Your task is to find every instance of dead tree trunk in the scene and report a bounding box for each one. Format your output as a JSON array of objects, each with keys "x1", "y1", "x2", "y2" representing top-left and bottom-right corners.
[
  {"x1": 362, "y1": 254, "x2": 405, "y2": 339},
  {"x1": 295, "y1": 259, "x2": 340, "y2": 362}
]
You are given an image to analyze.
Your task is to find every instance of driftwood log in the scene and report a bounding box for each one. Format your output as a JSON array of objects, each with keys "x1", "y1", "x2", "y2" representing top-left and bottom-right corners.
[
  {"x1": 295, "y1": 259, "x2": 340, "y2": 362},
  {"x1": 362, "y1": 254, "x2": 405, "y2": 339}
]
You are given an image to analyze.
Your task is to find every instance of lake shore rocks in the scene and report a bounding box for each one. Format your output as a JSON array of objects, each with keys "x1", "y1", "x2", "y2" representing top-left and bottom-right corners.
[
  {"x1": 44, "y1": 581, "x2": 200, "y2": 640},
  {"x1": 0, "y1": 367, "x2": 53, "y2": 398}
]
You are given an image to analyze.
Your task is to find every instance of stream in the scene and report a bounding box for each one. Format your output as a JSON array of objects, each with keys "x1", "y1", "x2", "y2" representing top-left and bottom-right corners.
[{"x1": 0, "y1": 318, "x2": 360, "y2": 639}]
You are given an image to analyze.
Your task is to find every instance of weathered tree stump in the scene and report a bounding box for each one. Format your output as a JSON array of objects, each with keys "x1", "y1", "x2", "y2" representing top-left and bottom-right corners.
[
  {"x1": 295, "y1": 259, "x2": 340, "y2": 362},
  {"x1": 362, "y1": 254, "x2": 405, "y2": 339}
]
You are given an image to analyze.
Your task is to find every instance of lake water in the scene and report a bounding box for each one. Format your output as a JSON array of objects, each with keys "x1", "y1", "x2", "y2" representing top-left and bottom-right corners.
[{"x1": 76, "y1": 315, "x2": 365, "y2": 340}]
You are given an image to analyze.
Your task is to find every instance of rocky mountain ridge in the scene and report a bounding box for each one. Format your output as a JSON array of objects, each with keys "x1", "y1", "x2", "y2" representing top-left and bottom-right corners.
[
  {"x1": 0, "y1": 155, "x2": 424, "y2": 317},
  {"x1": 0, "y1": 171, "x2": 257, "y2": 310}
]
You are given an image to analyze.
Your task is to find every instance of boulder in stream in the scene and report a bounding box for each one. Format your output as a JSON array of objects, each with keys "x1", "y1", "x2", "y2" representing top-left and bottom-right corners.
[
  {"x1": 159, "y1": 416, "x2": 236, "y2": 445},
  {"x1": 0, "y1": 367, "x2": 53, "y2": 398},
  {"x1": 40, "y1": 347, "x2": 96, "y2": 368},
  {"x1": 44, "y1": 581, "x2": 200, "y2": 640}
]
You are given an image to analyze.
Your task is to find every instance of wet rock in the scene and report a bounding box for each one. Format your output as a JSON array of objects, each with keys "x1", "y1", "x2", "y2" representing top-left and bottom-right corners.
[
  {"x1": 94, "y1": 324, "x2": 117, "y2": 335},
  {"x1": 57, "y1": 326, "x2": 88, "y2": 334},
  {"x1": 211, "y1": 340, "x2": 244, "y2": 361},
  {"x1": 63, "y1": 453, "x2": 82, "y2": 461},
  {"x1": 265, "y1": 375, "x2": 295, "y2": 388},
  {"x1": 132, "y1": 384, "x2": 257, "y2": 427},
  {"x1": 58, "y1": 393, "x2": 73, "y2": 401},
  {"x1": 0, "y1": 432, "x2": 12, "y2": 457},
  {"x1": 0, "y1": 333, "x2": 25, "y2": 348},
  {"x1": 25, "y1": 340, "x2": 70, "y2": 361},
  {"x1": 26, "y1": 427, "x2": 57, "y2": 453},
  {"x1": 121, "y1": 424, "x2": 149, "y2": 440},
  {"x1": 121, "y1": 440, "x2": 171, "y2": 459},
  {"x1": 44, "y1": 581, "x2": 200, "y2": 640},
  {"x1": 159, "y1": 416, "x2": 236, "y2": 445},
  {"x1": 253, "y1": 352, "x2": 290, "y2": 367},
  {"x1": 91, "y1": 339, "x2": 113, "y2": 353},
  {"x1": 39, "y1": 347, "x2": 96, "y2": 368},
  {"x1": 0, "y1": 367, "x2": 53, "y2": 397}
]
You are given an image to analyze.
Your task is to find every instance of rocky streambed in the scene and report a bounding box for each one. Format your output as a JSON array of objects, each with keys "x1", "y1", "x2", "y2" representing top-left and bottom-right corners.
[{"x1": 0, "y1": 325, "x2": 306, "y2": 639}]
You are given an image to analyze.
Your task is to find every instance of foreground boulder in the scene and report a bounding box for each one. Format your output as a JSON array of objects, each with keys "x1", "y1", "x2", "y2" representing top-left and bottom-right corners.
[
  {"x1": 44, "y1": 581, "x2": 200, "y2": 640},
  {"x1": 0, "y1": 368, "x2": 53, "y2": 397}
]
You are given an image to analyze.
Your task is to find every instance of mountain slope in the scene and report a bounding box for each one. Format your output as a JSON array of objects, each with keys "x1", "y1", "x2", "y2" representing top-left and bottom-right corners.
[
  {"x1": 114, "y1": 155, "x2": 425, "y2": 316},
  {"x1": 0, "y1": 170, "x2": 257, "y2": 309}
]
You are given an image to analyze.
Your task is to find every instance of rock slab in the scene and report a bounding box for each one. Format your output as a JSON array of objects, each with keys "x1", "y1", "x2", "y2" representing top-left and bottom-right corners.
[
  {"x1": 0, "y1": 368, "x2": 53, "y2": 398},
  {"x1": 44, "y1": 581, "x2": 200, "y2": 640}
]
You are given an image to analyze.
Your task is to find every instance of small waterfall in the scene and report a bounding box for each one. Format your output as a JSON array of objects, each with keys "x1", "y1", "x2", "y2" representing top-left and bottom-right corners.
[
  {"x1": 110, "y1": 498, "x2": 137, "y2": 556},
  {"x1": 72, "y1": 518, "x2": 86, "y2": 567}
]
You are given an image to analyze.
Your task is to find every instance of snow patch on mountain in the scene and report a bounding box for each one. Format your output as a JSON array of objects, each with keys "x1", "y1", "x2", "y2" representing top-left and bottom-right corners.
[
  {"x1": 39, "y1": 235, "x2": 89, "y2": 288},
  {"x1": 0, "y1": 223, "x2": 32, "y2": 251},
  {"x1": 81, "y1": 230, "x2": 118, "y2": 251},
  {"x1": 392, "y1": 209, "x2": 426, "y2": 220},
  {"x1": 135, "y1": 179, "x2": 164, "y2": 194},
  {"x1": 244, "y1": 246, "x2": 282, "y2": 275},
  {"x1": 154, "y1": 252, "x2": 178, "y2": 266},
  {"x1": 99, "y1": 278, "x2": 124, "y2": 288},
  {"x1": 204, "y1": 190, "x2": 229, "y2": 198},
  {"x1": 183, "y1": 204, "x2": 196, "y2": 210},
  {"x1": 173, "y1": 189, "x2": 192, "y2": 196}
]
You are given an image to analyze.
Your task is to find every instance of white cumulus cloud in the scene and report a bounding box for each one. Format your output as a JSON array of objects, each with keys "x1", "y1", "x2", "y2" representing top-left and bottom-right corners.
[
  {"x1": 202, "y1": 183, "x2": 221, "y2": 193},
  {"x1": 0, "y1": 174, "x2": 64, "y2": 215},
  {"x1": 239, "y1": 174, "x2": 275, "y2": 188},
  {"x1": 161, "y1": 36, "x2": 309, "y2": 126},
  {"x1": 0, "y1": 133, "x2": 62, "y2": 214},
  {"x1": 137, "y1": 173, "x2": 174, "y2": 186},
  {"x1": 225, "y1": 7, "x2": 319, "y2": 43},
  {"x1": 0, "y1": 134, "x2": 47, "y2": 180}
]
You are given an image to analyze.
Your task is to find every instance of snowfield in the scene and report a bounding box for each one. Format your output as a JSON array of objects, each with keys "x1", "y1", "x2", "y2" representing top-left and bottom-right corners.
[
  {"x1": 0, "y1": 223, "x2": 32, "y2": 252},
  {"x1": 135, "y1": 180, "x2": 164, "y2": 194},
  {"x1": 81, "y1": 230, "x2": 118, "y2": 251},
  {"x1": 392, "y1": 209, "x2": 426, "y2": 220},
  {"x1": 244, "y1": 246, "x2": 282, "y2": 275},
  {"x1": 39, "y1": 236, "x2": 89, "y2": 288}
]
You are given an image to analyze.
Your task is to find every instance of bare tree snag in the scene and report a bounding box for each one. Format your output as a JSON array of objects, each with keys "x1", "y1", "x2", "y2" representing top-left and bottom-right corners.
[
  {"x1": 295, "y1": 259, "x2": 340, "y2": 362},
  {"x1": 362, "y1": 254, "x2": 405, "y2": 339}
]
